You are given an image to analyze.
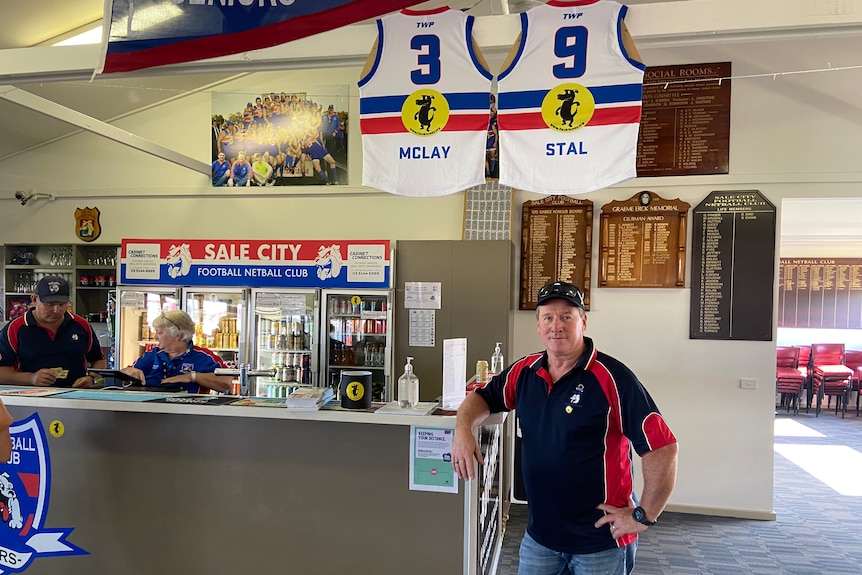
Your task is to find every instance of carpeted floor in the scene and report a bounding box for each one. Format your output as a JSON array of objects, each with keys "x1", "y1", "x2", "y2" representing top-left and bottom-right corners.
[{"x1": 497, "y1": 408, "x2": 862, "y2": 574}]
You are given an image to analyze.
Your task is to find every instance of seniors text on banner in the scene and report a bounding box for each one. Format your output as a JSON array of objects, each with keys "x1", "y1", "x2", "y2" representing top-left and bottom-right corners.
[
  {"x1": 97, "y1": 0, "x2": 422, "y2": 75},
  {"x1": 120, "y1": 239, "x2": 391, "y2": 289}
]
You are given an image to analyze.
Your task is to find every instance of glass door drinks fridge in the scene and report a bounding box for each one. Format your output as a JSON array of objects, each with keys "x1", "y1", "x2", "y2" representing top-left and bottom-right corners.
[
  {"x1": 249, "y1": 289, "x2": 319, "y2": 398},
  {"x1": 182, "y1": 288, "x2": 248, "y2": 372},
  {"x1": 321, "y1": 289, "x2": 393, "y2": 402},
  {"x1": 115, "y1": 287, "x2": 181, "y2": 370}
]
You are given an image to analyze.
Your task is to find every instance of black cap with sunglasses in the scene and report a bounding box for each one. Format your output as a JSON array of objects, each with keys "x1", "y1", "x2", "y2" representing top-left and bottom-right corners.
[{"x1": 536, "y1": 281, "x2": 585, "y2": 310}]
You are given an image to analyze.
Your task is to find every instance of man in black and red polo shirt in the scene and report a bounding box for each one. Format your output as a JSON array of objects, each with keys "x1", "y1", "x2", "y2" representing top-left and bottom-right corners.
[
  {"x1": 0, "y1": 276, "x2": 105, "y2": 388},
  {"x1": 452, "y1": 281, "x2": 678, "y2": 575}
]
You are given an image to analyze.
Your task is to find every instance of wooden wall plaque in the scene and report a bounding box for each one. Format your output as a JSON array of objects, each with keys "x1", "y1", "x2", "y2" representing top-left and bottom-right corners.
[
  {"x1": 637, "y1": 62, "x2": 731, "y2": 177},
  {"x1": 690, "y1": 190, "x2": 776, "y2": 341},
  {"x1": 778, "y1": 258, "x2": 862, "y2": 329},
  {"x1": 599, "y1": 191, "x2": 690, "y2": 288},
  {"x1": 520, "y1": 195, "x2": 592, "y2": 310}
]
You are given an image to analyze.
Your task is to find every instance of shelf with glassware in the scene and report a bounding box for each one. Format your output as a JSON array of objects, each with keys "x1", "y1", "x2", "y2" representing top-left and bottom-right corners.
[
  {"x1": 250, "y1": 289, "x2": 318, "y2": 399},
  {"x1": 2, "y1": 243, "x2": 119, "y2": 322},
  {"x1": 3, "y1": 244, "x2": 73, "y2": 321},
  {"x1": 322, "y1": 291, "x2": 393, "y2": 402}
]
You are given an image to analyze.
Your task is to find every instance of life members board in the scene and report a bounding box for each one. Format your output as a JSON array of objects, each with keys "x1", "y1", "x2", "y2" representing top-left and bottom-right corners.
[{"x1": 689, "y1": 191, "x2": 776, "y2": 341}]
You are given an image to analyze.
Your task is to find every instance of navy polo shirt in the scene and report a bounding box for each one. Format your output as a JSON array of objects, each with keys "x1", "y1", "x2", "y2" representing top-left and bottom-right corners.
[
  {"x1": 0, "y1": 310, "x2": 104, "y2": 387},
  {"x1": 475, "y1": 336, "x2": 677, "y2": 555},
  {"x1": 133, "y1": 342, "x2": 224, "y2": 393}
]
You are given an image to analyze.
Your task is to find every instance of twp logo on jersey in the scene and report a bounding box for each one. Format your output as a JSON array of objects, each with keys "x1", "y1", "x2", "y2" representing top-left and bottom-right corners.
[{"x1": 0, "y1": 414, "x2": 87, "y2": 572}]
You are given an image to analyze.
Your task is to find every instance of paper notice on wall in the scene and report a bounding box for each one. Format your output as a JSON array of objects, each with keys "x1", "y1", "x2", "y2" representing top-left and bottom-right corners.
[
  {"x1": 119, "y1": 291, "x2": 145, "y2": 308},
  {"x1": 442, "y1": 338, "x2": 467, "y2": 410},
  {"x1": 408, "y1": 309, "x2": 435, "y2": 347},
  {"x1": 404, "y1": 282, "x2": 442, "y2": 309}
]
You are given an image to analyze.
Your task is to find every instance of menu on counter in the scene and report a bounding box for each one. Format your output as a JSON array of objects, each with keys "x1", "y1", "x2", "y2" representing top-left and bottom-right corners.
[
  {"x1": 599, "y1": 191, "x2": 690, "y2": 288},
  {"x1": 690, "y1": 191, "x2": 776, "y2": 340},
  {"x1": 519, "y1": 195, "x2": 593, "y2": 310},
  {"x1": 637, "y1": 62, "x2": 731, "y2": 177},
  {"x1": 778, "y1": 258, "x2": 862, "y2": 329}
]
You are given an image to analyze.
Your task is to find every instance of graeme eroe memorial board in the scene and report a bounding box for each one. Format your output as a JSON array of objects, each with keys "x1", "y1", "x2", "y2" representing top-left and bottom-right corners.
[
  {"x1": 778, "y1": 258, "x2": 862, "y2": 329},
  {"x1": 690, "y1": 191, "x2": 775, "y2": 340},
  {"x1": 520, "y1": 195, "x2": 593, "y2": 310},
  {"x1": 599, "y1": 191, "x2": 690, "y2": 288}
]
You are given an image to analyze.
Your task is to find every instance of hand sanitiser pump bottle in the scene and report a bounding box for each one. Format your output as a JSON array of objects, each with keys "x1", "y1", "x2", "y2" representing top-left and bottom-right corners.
[
  {"x1": 398, "y1": 356, "x2": 420, "y2": 408},
  {"x1": 490, "y1": 342, "x2": 504, "y2": 375}
]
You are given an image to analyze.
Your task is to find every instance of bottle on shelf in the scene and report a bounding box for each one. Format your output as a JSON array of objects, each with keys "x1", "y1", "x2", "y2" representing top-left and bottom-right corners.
[
  {"x1": 278, "y1": 325, "x2": 288, "y2": 350},
  {"x1": 291, "y1": 321, "x2": 302, "y2": 350},
  {"x1": 398, "y1": 356, "x2": 420, "y2": 409},
  {"x1": 490, "y1": 342, "x2": 505, "y2": 375}
]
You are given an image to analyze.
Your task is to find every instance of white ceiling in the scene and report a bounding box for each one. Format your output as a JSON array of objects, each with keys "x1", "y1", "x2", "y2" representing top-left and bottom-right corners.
[{"x1": 0, "y1": 0, "x2": 860, "y2": 243}]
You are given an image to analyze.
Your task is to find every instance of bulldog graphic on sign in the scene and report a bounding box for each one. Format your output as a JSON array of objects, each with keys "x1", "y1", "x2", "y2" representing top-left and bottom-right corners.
[
  {"x1": 74, "y1": 207, "x2": 101, "y2": 243},
  {"x1": 0, "y1": 415, "x2": 86, "y2": 572}
]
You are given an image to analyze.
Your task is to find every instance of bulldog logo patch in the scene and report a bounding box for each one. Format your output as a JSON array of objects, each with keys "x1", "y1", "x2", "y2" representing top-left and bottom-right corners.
[{"x1": 0, "y1": 415, "x2": 86, "y2": 572}]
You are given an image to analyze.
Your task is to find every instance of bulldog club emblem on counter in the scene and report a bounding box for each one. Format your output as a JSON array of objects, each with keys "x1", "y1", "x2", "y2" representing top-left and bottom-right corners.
[{"x1": 0, "y1": 414, "x2": 86, "y2": 572}]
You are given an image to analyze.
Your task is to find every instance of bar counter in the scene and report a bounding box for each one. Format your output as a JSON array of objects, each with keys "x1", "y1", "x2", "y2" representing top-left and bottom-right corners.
[{"x1": 1, "y1": 388, "x2": 505, "y2": 575}]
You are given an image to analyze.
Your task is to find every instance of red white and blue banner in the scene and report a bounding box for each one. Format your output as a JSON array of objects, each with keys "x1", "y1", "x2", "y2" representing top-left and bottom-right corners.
[
  {"x1": 97, "y1": 0, "x2": 423, "y2": 75},
  {"x1": 120, "y1": 239, "x2": 391, "y2": 289},
  {"x1": 0, "y1": 415, "x2": 87, "y2": 573}
]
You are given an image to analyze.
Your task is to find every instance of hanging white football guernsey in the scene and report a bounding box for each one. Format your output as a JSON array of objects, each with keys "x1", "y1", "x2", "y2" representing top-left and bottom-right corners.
[
  {"x1": 358, "y1": 8, "x2": 492, "y2": 196},
  {"x1": 497, "y1": 0, "x2": 644, "y2": 194}
]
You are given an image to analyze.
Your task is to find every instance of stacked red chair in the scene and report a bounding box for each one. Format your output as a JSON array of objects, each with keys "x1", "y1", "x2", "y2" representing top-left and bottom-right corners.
[
  {"x1": 776, "y1": 346, "x2": 806, "y2": 416},
  {"x1": 843, "y1": 349, "x2": 862, "y2": 416},
  {"x1": 810, "y1": 343, "x2": 854, "y2": 418}
]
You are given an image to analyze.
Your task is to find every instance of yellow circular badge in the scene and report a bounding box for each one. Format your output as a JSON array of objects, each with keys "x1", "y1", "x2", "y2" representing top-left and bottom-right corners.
[
  {"x1": 541, "y1": 83, "x2": 595, "y2": 132},
  {"x1": 351, "y1": 295, "x2": 361, "y2": 306},
  {"x1": 49, "y1": 420, "x2": 65, "y2": 438},
  {"x1": 402, "y1": 89, "x2": 450, "y2": 136},
  {"x1": 346, "y1": 381, "x2": 366, "y2": 401}
]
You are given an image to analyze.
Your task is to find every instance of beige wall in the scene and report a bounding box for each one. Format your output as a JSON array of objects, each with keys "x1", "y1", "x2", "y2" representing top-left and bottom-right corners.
[{"x1": 2, "y1": 11, "x2": 862, "y2": 519}]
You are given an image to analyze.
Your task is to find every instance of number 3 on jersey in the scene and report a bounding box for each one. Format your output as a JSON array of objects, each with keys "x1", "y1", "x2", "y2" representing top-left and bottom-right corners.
[
  {"x1": 410, "y1": 35, "x2": 441, "y2": 85},
  {"x1": 553, "y1": 26, "x2": 588, "y2": 79}
]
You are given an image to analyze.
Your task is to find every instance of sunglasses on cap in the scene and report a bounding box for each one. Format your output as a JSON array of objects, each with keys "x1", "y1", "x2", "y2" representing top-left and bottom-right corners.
[{"x1": 536, "y1": 282, "x2": 585, "y2": 309}]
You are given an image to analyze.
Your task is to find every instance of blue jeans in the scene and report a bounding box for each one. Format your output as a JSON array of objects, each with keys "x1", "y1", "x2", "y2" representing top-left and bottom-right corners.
[{"x1": 518, "y1": 531, "x2": 636, "y2": 575}]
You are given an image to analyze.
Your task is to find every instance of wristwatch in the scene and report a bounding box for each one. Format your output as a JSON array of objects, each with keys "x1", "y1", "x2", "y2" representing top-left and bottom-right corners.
[
  {"x1": 190, "y1": 371, "x2": 197, "y2": 384},
  {"x1": 632, "y1": 506, "x2": 656, "y2": 526}
]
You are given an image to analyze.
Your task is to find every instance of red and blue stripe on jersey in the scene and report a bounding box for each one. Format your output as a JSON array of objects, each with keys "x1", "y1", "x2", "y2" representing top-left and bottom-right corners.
[
  {"x1": 496, "y1": 5, "x2": 644, "y2": 132},
  {"x1": 358, "y1": 9, "x2": 492, "y2": 136}
]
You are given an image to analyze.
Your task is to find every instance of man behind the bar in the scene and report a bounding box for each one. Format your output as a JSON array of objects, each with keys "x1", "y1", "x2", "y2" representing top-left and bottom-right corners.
[{"x1": 0, "y1": 276, "x2": 105, "y2": 388}]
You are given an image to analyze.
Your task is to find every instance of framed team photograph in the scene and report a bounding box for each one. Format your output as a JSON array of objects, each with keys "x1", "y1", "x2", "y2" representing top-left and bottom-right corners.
[{"x1": 211, "y1": 87, "x2": 349, "y2": 188}]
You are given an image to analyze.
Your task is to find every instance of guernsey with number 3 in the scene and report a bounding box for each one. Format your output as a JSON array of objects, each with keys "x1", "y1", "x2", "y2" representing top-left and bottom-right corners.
[{"x1": 358, "y1": 8, "x2": 492, "y2": 196}]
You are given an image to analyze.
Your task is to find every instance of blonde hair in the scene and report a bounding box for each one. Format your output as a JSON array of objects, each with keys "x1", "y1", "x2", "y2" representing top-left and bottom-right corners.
[{"x1": 152, "y1": 310, "x2": 195, "y2": 342}]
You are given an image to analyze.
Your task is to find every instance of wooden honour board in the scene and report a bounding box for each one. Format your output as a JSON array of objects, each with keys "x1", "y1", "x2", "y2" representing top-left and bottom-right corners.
[
  {"x1": 519, "y1": 195, "x2": 593, "y2": 310},
  {"x1": 778, "y1": 258, "x2": 862, "y2": 329},
  {"x1": 599, "y1": 191, "x2": 690, "y2": 288},
  {"x1": 637, "y1": 62, "x2": 731, "y2": 177}
]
